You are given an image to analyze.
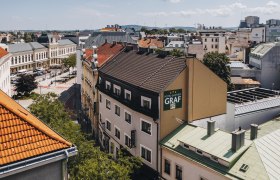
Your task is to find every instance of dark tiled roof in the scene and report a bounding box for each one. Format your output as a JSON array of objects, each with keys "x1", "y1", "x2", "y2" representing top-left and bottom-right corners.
[
  {"x1": 85, "y1": 32, "x2": 137, "y2": 48},
  {"x1": 99, "y1": 50, "x2": 187, "y2": 93}
]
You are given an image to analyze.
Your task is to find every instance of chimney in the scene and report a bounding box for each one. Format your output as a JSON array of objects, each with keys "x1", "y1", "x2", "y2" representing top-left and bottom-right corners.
[
  {"x1": 207, "y1": 120, "x2": 215, "y2": 136},
  {"x1": 231, "y1": 128, "x2": 246, "y2": 152},
  {"x1": 250, "y1": 124, "x2": 258, "y2": 140}
]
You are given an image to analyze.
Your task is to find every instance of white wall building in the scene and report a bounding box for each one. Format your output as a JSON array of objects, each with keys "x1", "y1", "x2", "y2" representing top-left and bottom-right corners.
[
  {"x1": 198, "y1": 29, "x2": 226, "y2": 54},
  {"x1": 0, "y1": 47, "x2": 11, "y2": 96}
]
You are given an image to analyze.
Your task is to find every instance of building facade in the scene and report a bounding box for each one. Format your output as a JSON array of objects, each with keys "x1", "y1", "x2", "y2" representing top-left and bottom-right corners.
[
  {"x1": 198, "y1": 29, "x2": 226, "y2": 54},
  {"x1": 0, "y1": 47, "x2": 11, "y2": 96},
  {"x1": 81, "y1": 42, "x2": 124, "y2": 138},
  {"x1": 96, "y1": 48, "x2": 227, "y2": 173}
]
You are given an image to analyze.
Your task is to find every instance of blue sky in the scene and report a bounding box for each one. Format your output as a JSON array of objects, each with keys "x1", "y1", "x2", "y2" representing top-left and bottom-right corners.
[{"x1": 1, "y1": 0, "x2": 280, "y2": 30}]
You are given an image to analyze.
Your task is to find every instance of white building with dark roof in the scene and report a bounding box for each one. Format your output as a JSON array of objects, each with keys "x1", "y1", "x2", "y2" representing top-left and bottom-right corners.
[{"x1": 0, "y1": 47, "x2": 11, "y2": 96}]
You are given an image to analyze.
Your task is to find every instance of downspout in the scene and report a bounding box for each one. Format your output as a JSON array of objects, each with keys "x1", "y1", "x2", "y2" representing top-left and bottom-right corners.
[{"x1": 157, "y1": 95, "x2": 160, "y2": 177}]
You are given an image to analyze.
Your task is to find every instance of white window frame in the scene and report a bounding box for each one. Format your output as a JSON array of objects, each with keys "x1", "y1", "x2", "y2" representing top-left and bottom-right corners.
[
  {"x1": 124, "y1": 133, "x2": 131, "y2": 149},
  {"x1": 113, "y1": 84, "x2": 121, "y2": 96},
  {"x1": 140, "y1": 144, "x2": 152, "y2": 164},
  {"x1": 114, "y1": 126, "x2": 121, "y2": 140},
  {"x1": 124, "y1": 109, "x2": 132, "y2": 124},
  {"x1": 124, "y1": 89, "x2": 131, "y2": 101},
  {"x1": 140, "y1": 118, "x2": 152, "y2": 136},
  {"x1": 141, "y1": 96, "x2": 151, "y2": 109},
  {"x1": 105, "y1": 81, "x2": 111, "y2": 90}
]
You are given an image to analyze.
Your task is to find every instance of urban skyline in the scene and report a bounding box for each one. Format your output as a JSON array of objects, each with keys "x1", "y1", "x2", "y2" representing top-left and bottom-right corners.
[{"x1": 1, "y1": 0, "x2": 280, "y2": 30}]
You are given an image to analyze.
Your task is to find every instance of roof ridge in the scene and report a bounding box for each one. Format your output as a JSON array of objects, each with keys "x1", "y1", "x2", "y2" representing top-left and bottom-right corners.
[
  {"x1": 139, "y1": 56, "x2": 175, "y2": 87},
  {"x1": 0, "y1": 90, "x2": 72, "y2": 147}
]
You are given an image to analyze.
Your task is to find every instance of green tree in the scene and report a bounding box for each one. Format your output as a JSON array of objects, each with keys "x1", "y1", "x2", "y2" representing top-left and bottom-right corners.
[
  {"x1": 63, "y1": 54, "x2": 76, "y2": 78},
  {"x1": 203, "y1": 52, "x2": 233, "y2": 91},
  {"x1": 177, "y1": 28, "x2": 186, "y2": 33},
  {"x1": 15, "y1": 74, "x2": 38, "y2": 96},
  {"x1": 170, "y1": 49, "x2": 184, "y2": 57},
  {"x1": 29, "y1": 94, "x2": 142, "y2": 179}
]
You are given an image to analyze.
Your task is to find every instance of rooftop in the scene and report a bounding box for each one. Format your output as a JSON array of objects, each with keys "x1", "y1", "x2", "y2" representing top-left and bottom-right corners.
[
  {"x1": 85, "y1": 32, "x2": 137, "y2": 48},
  {"x1": 0, "y1": 90, "x2": 72, "y2": 166},
  {"x1": 250, "y1": 42, "x2": 280, "y2": 57},
  {"x1": 161, "y1": 118, "x2": 280, "y2": 179},
  {"x1": 0, "y1": 47, "x2": 8, "y2": 58},
  {"x1": 227, "y1": 88, "x2": 279, "y2": 104},
  {"x1": 231, "y1": 77, "x2": 260, "y2": 85},
  {"x1": 99, "y1": 50, "x2": 187, "y2": 93},
  {"x1": 85, "y1": 42, "x2": 124, "y2": 66},
  {"x1": 138, "y1": 38, "x2": 164, "y2": 49},
  {"x1": 8, "y1": 42, "x2": 46, "y2": 53}
]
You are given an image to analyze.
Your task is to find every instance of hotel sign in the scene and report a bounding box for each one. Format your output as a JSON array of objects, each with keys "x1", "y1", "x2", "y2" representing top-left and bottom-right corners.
[{"x1": 164, "y1": 89, "x2": 182, "y2": 111}]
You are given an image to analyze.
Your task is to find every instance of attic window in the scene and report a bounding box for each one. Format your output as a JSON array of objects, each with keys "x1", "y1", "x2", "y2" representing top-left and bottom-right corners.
[
  {"x1": 211, "y1": 155, "x2": 219, "y2": 162},
  {"x1": 183, "y1": 144, "x2": 189, "y2": 149},
  {"x1": 240, "y1": 164, "x2": 249, "y2": 172},
  {"x1": 196, "y1": 149, "x2": 203, "y2": 155}
]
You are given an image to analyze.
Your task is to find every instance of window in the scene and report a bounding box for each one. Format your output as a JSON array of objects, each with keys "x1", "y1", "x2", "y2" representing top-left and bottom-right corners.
[
  {"x1": 115, "y1": 105, "x2": 120, "y2": 116},
  {"x1": 125, "y1": 111, "x2": 131, "y2": 124},
  {"x1": 204, "y1": 38, "x2": 207, "y2": 42},
  {"x1": 113, "y1": 85, "x2": 121, "y2": 96},
  {"x1": 124, "y1": 89, "x2": 131, "y2": 101},
  {"x1": 110, "y1": 142, "x2": 114, "y2": 154},
  {"x1": 124, "y1": 134, "x2": 131, "y2": 148},
  {"x1": 99, "y1": 94, "x2": 102, "y2": 102},
  {"x1": 106, "y1": 99, "x2": 111, "y2": 109},
  {"x1": 215, "y1": 45, "x2": 218, "y2": 48},
  {"x1": 175, "y1": 165, "x2": 182, "y2": 180},
  {"x1": 141, "y1": 119, "x2": 151, "y2": 135},
  {"x1": 141, "y1": 96, "x2": 151, "y2": 109},
  {"x1": 164, "y1": 159, "x2": 171, "y2": 175},
  {"x1": 197, "y1": 149, "x2": 203, "y2": 155},
  {"x1": 183, "y1": 144, "x2": 189, "y2": 149},
  {"x1": 106, "y1": 120, "x2": 111, "y2": 131},
  {"x1": 105, "y1": 81, "x2": 111, "y2": 90},
  {"x1": 116, "y1": 147, "x2": 119, "y2": 159},
  {"x1": 141, "y1": 145, "x2": 151, "y2": 163},
  {"x1": 99, "y1": 77, "x2": 102, "y2": 84},
  {"x1": 115, "y1": 127, "x2": 120, "y2": 139}
]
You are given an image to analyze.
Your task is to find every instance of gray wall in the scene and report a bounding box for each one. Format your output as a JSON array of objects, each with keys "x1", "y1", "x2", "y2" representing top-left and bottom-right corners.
[{"x1": 5, "y1": 161, "x2": 64, "y2": 180}]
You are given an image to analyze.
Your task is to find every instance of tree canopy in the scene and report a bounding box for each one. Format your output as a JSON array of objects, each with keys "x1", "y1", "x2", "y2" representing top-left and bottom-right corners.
[
  {"x1": 29, "y1": 93, "x2": 142, "y2": 179},
  {"x1": 63, "y1": 54, "x2": 76, "y2": 69},
  {"x1": 15, "y1": 74, "x2": 38, "y2": 95},
  {"x1": 203, "y1": 52, "x2": 233, "y2": 91},
  {"x1": 170, "y1": 49, "x2": 184, "y2": 57}
]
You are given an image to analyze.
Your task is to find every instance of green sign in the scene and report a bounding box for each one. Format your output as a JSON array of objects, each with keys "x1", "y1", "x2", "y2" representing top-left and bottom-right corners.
[{"x1": 164, "y1": 89, "x2": 182, "y2": 111}]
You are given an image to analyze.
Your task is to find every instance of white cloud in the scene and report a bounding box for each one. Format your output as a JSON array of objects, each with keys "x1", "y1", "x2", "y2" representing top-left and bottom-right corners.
[
  {"x1": 164, "y1": 0, "x2": 182, "y2": 3},
  {"x1": 141, "y1": 1, "x2": 280, "y2": 18}
]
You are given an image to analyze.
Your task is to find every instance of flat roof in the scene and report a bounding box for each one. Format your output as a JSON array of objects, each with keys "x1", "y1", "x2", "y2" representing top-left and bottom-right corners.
[{"x1": 227, "y1": 88, "x2": 279, "y2": 104}]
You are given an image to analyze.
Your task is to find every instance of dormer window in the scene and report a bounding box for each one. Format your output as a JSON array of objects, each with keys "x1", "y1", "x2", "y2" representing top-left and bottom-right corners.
[
  {"x1": 113, "y1": 85, "x2": 121, "y2": 96},
  {"x1": 183, "y1": 144, "x2": 189, "y2": 149},
  {"x1": 141, "y1": 96, "x2": 151, "y2": 109},
  {"x1": 105, "y1": 81, "x2": 111, "y2": 90},
  {"x1": 124, "y1": 89, "x2": 131, "y2": 101}
]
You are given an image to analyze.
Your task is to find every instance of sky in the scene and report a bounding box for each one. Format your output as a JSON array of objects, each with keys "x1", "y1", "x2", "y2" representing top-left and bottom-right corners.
[{"x1": 1, "y1": 0, "x2": 280, "y2": 30}]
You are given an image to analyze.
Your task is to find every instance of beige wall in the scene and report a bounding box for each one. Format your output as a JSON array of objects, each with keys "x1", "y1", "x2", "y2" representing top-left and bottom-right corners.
[
  {"x1": 159, "y1": 58, "x2": 227, "y2": 139},
  {"x1": 161, "y1": 148, "x2": 229, "y2": 180},
  {"x1": 187, "y1": 59, "x2": 227, "y2": 122},
  {"x1": 160, "y1": 68, "x2": 188, "y2": 139}
]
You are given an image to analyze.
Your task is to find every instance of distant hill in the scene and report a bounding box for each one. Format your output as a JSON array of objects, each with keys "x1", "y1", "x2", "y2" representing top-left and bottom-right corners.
[{"x1": 121, "y1": 25, "x2": 196, "y2": 31}]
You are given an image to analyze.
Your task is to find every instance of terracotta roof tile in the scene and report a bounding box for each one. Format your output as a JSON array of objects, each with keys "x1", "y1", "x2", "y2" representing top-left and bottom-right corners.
[
  {"x1": 0, "y1": 47, "x2": 8, "y2": 58},
  {"x1": 0, "y1": 90, "x2": 72, "y2": 166},
  {"x1": 85, "y1": 42, "x2": 124, "y2": 66},
  {"x1": 138, "y1": 38, "x2": 164, "y2": 49}
]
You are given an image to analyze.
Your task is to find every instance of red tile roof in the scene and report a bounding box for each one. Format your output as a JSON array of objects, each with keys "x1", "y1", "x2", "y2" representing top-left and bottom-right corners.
[
  {"x1": 85, "y1": 43, "x2": 124, "y2": 66},
  {"x1": 138, "y1": 38, "x2": 164, "y2": 49},
  {"x1": 0, "y1": 90, "x2": 72, "y2": 166},
  {"x1": 0, "y1": 47, "x2": 8, "y2": 58}
]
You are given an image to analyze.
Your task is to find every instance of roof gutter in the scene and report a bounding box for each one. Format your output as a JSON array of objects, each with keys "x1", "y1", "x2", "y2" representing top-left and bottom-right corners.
[{"x1": 0, "y1": 146, "x2": 77, "y2": 179}]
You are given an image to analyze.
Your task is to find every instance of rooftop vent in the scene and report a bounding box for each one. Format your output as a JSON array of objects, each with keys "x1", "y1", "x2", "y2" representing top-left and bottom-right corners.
[
  {"x1": 240, "y1": 164, "x2": 249, "y2": 172},
  {"x1": 231, "y1": 127, "x2": 245, "y2": 152},
  {"x1": 207, "y1": 120, "x2": 215, "y2": 136},
  {"x1": 250, "y1": 124, "x2": 258, "y2": 140}
]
